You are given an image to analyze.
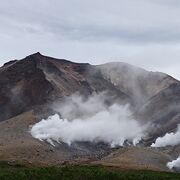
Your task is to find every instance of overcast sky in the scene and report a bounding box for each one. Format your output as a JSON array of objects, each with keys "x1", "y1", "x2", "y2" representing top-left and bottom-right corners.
[{"x1": 1, "y1": 0, "x2": 180, "y2": 79}]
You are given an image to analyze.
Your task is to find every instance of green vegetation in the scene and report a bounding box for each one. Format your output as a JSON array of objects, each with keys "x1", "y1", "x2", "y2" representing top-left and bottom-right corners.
[{"x1": 0, "y1": 162, "x2": 179, "y2": 180}]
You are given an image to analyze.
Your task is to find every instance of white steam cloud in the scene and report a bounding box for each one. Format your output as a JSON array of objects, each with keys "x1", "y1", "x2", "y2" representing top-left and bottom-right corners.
[
  {"x1": 167, "y1": 156, "x2": 180, "y2": 170},
  {"x1": 151, "y1": 124, "x2": 180, "y2": 170},
  {"x1": 31, "y1": 93, "x2": 147, "y2": 147},
  {"x1": 151, "y1": 124, "x2": 180, "y2": 147}
]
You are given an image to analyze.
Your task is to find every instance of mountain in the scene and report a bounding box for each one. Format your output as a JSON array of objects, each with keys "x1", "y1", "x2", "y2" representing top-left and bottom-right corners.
[
  {"x1": 0, "y1": 52, "x2": 179, "y2": 171},
  {"x1": 0, "y1": 52, "x2": 129, "y2": 122}
]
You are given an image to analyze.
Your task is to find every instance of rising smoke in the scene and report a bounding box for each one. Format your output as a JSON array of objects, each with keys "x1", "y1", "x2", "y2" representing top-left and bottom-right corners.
[
  {"x1": 31, "y1": 93, "x2": 147, "y2": 147},
  {"x1": 151, "y1": 124, "x2": 180, "y2": 147}
]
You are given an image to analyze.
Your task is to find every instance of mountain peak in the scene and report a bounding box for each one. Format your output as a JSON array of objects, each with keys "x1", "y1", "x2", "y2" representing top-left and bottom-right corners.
[
  {"x1": 27, "y1": 52, "x2": 43, "y2": 59},
  {"x1": 31, "y1": 52, "x2": 42, "y2": 56}
]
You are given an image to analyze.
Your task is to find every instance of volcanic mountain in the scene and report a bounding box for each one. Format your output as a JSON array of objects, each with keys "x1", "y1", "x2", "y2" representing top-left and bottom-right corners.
[{"x1": 0, "y1": 52, "x2": 179, "y2": 171}]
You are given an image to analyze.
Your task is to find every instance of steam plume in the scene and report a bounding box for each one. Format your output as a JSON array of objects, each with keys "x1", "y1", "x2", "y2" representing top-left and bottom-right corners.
[
  {"x1": 31, "y1": 93, "x2": 147, "y2": 147},
  {"x1": 151, "y1": 124, "x2": 180, "y2": 147},
  {"x1": 167, "y1": 156, "x2": 180, "y2": 170}
]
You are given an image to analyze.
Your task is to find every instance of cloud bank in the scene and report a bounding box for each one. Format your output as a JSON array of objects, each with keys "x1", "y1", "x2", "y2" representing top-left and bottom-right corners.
[
  {"x1": 31, "y1": 93, "x2": 146, "y2": 147},
  {"x1": 151, "y1": 124, "x2": 180, "y2": 147}
]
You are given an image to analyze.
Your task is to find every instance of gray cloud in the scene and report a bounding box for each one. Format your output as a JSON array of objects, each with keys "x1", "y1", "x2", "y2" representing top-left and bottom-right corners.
[{"x1": 1, "y1": 0, "x2": 180, "y2": 79}]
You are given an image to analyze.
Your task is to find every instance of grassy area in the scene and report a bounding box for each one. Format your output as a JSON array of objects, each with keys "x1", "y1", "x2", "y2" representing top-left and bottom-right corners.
[{"x1": 0, "y1": 162, "x2": 179, "y2": 180}]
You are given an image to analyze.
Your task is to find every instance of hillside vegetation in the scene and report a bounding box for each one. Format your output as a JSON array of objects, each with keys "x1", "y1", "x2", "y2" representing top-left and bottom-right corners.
[{"x1": 0, "y1": 162, "x2": 179, "y2": 180}]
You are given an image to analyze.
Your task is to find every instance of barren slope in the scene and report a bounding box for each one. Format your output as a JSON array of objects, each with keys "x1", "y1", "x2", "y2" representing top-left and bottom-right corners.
[{"x1": 94, "y1": 147, "x2": 171, "y2": 172}]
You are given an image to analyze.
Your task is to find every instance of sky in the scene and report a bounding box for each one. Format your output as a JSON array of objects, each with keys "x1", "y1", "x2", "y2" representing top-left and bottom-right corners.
[{"x1": 1, "y1": 0, "x2": 180, "y2": 79}]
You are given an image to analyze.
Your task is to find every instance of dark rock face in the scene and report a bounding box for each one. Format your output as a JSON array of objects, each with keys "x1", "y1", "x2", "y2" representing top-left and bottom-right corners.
[{"x1": 0, "y1": 54, "x2": 53, "y2": 121}]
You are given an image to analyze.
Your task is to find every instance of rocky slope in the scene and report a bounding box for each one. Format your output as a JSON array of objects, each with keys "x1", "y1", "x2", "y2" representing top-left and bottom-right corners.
[
  {"x1": 0, "y1": 52, "x2": 129, "y2": 122},
  {"x1": 98, "y1": 62, "x2": 180, "y2": 142},
  {"x1": 0, "y1": 52, "x2": 180, "y2": 171}
]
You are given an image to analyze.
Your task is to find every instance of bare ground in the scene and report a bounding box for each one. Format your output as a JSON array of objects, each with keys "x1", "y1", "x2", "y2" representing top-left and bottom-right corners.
[{"x1": 0, "y1": 111, "x2": 173, "y2": 171}]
